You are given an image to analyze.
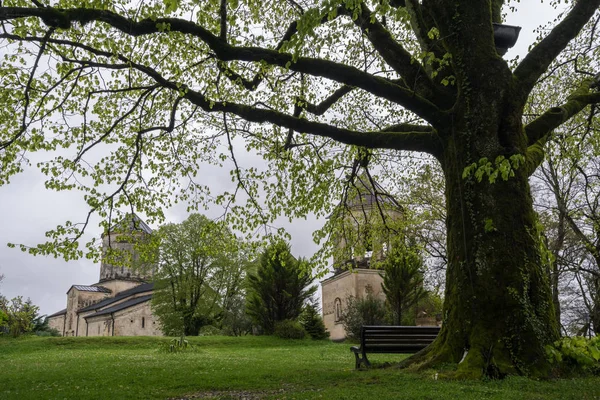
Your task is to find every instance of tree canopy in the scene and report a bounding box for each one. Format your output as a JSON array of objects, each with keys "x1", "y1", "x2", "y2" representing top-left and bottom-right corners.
[
  {"x1": 0, "y1": 0, "x2": 599, "y2": 378},
  {"x1": 152, "y1": 213, "x2": 249, "y2": 336}
]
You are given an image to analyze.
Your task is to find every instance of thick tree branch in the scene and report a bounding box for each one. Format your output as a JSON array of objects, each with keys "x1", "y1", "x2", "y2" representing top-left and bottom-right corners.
[
  {"x1": 513, "y1": 0, "x2": 600, "y2": 104},
  {"x1": 0, "y1": 31, "x2": 443, "y2": 158},
  {"x1": 219, "y1": 0, "x2": 227, "y2": 41},
  {"x1": 525, "y1": 75, "x2": 600, "y2": 146},
  {"x1": 349, "y1": 3, "x2": 447, "y2": 106},
  {"x1": 0, "y1": 6, "x2": 447, "y2": 125}
]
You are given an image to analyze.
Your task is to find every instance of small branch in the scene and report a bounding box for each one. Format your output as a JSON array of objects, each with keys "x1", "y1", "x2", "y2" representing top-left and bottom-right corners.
[
  {"x1": 0, "y1": 27, "x2": 53, "y2": 151},
  {"x1": 296, "y1": 85, "x2": 353, "y2": 116}
]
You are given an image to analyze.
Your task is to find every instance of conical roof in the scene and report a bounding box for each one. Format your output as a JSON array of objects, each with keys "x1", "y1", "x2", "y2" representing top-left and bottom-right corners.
[
  {"x1": 105, "y1": 213, "x2": 153, "y2": 235},
  {"x1": 347, "y1": 174, "x2": 401, "y2": 210}
]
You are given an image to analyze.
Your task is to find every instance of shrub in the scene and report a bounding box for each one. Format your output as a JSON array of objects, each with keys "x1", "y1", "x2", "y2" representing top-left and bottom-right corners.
[
  {"x1": 546, "y1": 336, "x2": 600, "y2": 375},
  {"x1": 274, "y1": 320, "x2": 306, "y2": 339},
  {"x1": 35, "y1": 328, "x2": 61, "y2": 337},
  {"x1": 342, "y1": 290, "x2": 387, "y2": 340},
  {"x1": 299, "y1": 304, "x2": 329, "y2": 340},
  {"x1": 198, "y1": 325, "x2": 223, "y2": 336}
]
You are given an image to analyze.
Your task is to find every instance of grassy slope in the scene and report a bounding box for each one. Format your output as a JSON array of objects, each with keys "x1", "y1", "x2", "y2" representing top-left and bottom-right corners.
[{"x1": 1, "y1": 336, "x2": 599, "y2": 400}]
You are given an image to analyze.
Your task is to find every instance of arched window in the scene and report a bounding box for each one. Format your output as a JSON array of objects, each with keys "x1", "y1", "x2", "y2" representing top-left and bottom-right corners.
[{"x1": 334, "y1": 298, "x2": 342, "y2": 323}]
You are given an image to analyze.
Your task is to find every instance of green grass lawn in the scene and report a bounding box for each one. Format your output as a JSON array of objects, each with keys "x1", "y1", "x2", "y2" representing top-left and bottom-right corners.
[{"x1": 1, "y1": 335, "x2": 599, "y2": 400}]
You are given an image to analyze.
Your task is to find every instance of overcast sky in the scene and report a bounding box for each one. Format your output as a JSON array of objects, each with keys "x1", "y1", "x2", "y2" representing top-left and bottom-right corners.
[{"x1": 0, "y1": 3, "x2": 563, "y2": 317}]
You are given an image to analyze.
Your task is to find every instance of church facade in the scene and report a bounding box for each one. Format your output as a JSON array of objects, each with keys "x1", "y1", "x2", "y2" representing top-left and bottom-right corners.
[{"x1": 47, "y1": 215, "x2": 162, "y2": 337}]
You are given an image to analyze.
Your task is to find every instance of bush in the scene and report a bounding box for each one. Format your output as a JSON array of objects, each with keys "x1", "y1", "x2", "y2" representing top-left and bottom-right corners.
[
  {"x1": 299, "y1": 304, "x2": 329, "y2": 340},
  {"x1": 342, "y1": 291, "x2": 387, "y2": 340},
  {"x1": 198, "y1": 325, "x2": 223, "y2": 336},
  {"x1": 546, "y1": 336, "x2": 600, "y2": 376},
  {"x1": 35, "y1": 328, "x2": 61, "y2": 337},
  {"x1": 274, "y1": 320, "x2": 306, "y2": 339}
]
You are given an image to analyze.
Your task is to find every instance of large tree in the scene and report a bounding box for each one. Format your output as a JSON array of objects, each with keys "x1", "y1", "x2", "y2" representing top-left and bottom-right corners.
[
  {"x1": 152, "y1": 213, "x2": 248, "y2": 336},
  {"x1": 0, "y1": 0, "x2": 599, "y2": 377}
]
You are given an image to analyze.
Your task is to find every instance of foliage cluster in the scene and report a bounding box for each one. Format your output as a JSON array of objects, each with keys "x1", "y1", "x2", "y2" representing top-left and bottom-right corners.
[
  {"x1": 0, "y1": 296, "x2": 38, "y2": 338},
  {"x1": 546, "y1": 336, "x2": 600, "y2": 376},
  {"x1": 152, "y1": 217, "x2": 324, "y2": 340},
  {"x1": 341, "y1": 288, "x2": 387, "y2": 340},
  {"x1": 152, "y1": 214, "x2": 252, "y2": 336}
]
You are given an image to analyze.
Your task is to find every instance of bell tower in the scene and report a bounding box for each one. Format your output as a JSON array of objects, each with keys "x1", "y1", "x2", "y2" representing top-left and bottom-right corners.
[
  {"x1": 321, "y1": 174, "x2": 403, "y2": 340},
  {"x1": 99, "y1": 214, "x2": 155, "y2": 283}
]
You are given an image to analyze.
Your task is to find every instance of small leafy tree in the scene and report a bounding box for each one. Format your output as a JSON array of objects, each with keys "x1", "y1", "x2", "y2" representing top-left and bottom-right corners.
[
  {"x1": 381, "y1": 244, "x2": 428, "y2": 325},
  {"x1": 0, "y1": 296, "x2": 38, "y2": 337},
  {"x1": 246, "y1": 241, "x2": 316, "y2": 334}
]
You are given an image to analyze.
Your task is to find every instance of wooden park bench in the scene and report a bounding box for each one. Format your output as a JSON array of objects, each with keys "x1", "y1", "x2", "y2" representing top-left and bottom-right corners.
[{"x1": 350, "y1": 325, "x2": 441, "y2": 369}]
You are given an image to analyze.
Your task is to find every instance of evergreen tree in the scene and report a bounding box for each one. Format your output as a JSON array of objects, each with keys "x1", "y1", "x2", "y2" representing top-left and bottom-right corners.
[
  {"x1": 246, "y1": 241, "x2": 316, "y2": 334},
  {"x1": 299, "y1": 303, "x2": 329, "y2": 340}
]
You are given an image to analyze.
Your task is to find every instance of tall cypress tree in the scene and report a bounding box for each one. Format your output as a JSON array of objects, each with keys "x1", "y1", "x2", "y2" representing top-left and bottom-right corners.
[{"x1": 246, "y1": 241, "x2": 316, "y2": 334}]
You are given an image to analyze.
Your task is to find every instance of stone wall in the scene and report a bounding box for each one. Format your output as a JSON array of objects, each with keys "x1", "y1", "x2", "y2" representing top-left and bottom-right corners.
[
  {"x1": 48, "y1": 314, "x2": 65, "y2": 336},
  {"x1": 85, "y1": 316, "x2": 113, "y2": 337},
  {"x1": 63, "y1": 288, "x2": 110, "y2": 336},
  {"x1": 84, "y1": 301, "x2": 161, "y2": 337},
  {"x1": 113, "y1": 302, "x2": 162, "y2": 336},
  {"x1": 321, "y1": 269, "x2": 385, "y2": 340}
]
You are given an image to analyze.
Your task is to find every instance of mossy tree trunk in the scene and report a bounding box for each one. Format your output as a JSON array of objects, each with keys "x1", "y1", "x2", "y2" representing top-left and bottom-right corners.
[
  {"x1": 395, "y1": 1, "x2": 600, "y2": 378},
  {"x1": 423, "y1": 121, "x2": 560, "y2": 377}
]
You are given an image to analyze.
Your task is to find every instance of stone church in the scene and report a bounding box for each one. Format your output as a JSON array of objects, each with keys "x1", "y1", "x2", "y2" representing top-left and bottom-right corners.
[
  {"x1": 47, "y1": 215, "x2": 162, "y2": 337},
  {"x1": 321, "y1": 176, "x2": 403, "y2": 340}
]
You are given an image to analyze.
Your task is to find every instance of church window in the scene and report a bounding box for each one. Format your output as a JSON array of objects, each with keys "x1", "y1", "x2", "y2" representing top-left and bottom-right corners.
[
  {"x1": 334, "y1": 298, "x2": 342, "y2": 323},
  {"x1": 98, "y1": 325, "x2": 100, "y2": 335},
  {"x1": 142, "y1": 317, "x2": 145, "y2": 328}
]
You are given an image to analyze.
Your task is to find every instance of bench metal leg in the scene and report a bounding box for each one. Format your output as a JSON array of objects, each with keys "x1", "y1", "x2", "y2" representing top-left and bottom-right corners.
[{"x1": 353, "y1": 351, "x2": 371, "y2": 369}]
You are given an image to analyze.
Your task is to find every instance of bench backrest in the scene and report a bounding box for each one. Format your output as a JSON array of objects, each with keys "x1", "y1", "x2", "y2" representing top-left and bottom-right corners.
[{"x1": 360, "y1": 325, "x2": 440, "y2": 354}]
